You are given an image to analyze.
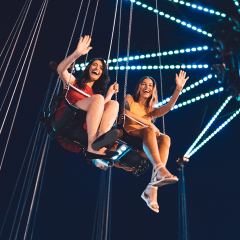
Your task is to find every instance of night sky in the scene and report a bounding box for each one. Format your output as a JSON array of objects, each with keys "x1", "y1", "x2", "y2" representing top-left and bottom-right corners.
[{"x1": 0, "y1": 0, "x2": 240, "y2": 239}]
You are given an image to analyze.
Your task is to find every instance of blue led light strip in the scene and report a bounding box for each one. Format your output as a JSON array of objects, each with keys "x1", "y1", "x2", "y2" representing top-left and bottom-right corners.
[
  {"x1": 160, "y1": 87, "x2": 224, "y2": 110},
  {"x1": 170, "y1": 0, "x2": 227, "y2": 18},
  {"x1": 179, "y1": 74, "x2": 212, "y2": 95},
  {"x1": 130, "y1": 0, "x2": 213, "y2": 37},
  {"x1": 187, "y1": 106, "x2": 240, "y2": 158},
  {"x1": 76, "y1": 64, "x2": 209, "y2": 71},
  {"x1": 184, "y1": 96, "x2": 232, "y2": 157},
  {"x1": 155, "y1": 74, "x2": 213, "y2": 107},
  {"x1": 233, "y1": 0, "x2": 240, "y2": 7},
  {"x1": 107, "y1": 46, "x2": 209, "y2": 63},
  {"x1": 75, "y1": 46, "x2": 209, "y2": 70}
]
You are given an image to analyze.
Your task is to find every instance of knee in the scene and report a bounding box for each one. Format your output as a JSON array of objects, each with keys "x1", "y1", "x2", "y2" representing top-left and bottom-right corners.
[
  {"x1": 159, "y1": 134, "x2": 171, "y2": 148},
  {"x1": 144, "y1": 126, "x2": 155, "y2": 135},
  {"x1": 92, "y1": 94, "x2": 104, "y2": 104},
  {"x1": 107, "y1": 100, "x2": 119, "y2": 110}
]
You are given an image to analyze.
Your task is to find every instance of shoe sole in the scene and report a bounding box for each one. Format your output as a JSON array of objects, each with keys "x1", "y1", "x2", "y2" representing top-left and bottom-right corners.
[
  {"x1": 92, "y1": 129, "x2": 119, "y2": 151},
  {"x1": 150, "y1": 178, "x2": 178, "y2": 188}
]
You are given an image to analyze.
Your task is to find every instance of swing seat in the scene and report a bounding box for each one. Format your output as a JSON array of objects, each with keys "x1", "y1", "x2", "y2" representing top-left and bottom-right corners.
[
  {"x1": 113, "y1": 125, "x2": 152, "y2": 177},
  {"x1": 40, "y1": 93, "x2": 88, "y2": 152},
  {"x1": 40, "y1": 94, "x2": 113, "y2": 170}
]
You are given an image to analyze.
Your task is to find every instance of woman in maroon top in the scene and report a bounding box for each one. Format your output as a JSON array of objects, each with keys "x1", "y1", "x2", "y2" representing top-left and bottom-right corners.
[{"x1": 57, "y1": 35, "x2": 119, "y2": 159}]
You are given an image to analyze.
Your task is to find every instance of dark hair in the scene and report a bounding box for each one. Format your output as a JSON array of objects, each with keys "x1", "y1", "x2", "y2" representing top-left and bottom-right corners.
[
  {"x1": 132, "y1": 76, "x2": 158, "y2": 109},
  {"x1": 76, "y1": 58, "x2": 109, "y2": 95}
]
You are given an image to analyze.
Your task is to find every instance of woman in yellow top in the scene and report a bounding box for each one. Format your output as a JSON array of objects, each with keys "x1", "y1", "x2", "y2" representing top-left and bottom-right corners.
[{"x1": 119, "y1": 70, "x2": 189, "y2": 213}]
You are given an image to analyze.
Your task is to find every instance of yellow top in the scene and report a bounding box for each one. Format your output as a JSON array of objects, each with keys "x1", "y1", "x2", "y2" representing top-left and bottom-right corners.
[{"x1": 121, "y1": 95, "x2": 152, "y2": 135}]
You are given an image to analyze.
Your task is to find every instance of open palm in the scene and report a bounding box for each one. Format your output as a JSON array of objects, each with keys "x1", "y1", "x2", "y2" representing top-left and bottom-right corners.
[
  {"x1": 175, "y1": 70, "x2": 189, "y2": 89},
  {"x1": 75, "y1": 35, "x2": 92, "y2": 56}
]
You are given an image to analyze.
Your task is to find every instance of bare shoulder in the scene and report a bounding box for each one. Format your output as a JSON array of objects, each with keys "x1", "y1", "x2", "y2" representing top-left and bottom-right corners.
[{"x1": 125, "y1": 94, "x2": 134, "y2": 103}]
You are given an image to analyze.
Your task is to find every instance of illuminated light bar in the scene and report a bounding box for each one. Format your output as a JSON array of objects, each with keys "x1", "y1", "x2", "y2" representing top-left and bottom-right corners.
[
  {"x1": 112, "y1": 144, "x2": 132, "y2": 161},
  {"x1": 180, "y1": 74, "x2": 213, "y2": 95},
  {"x1": 155, "y1": 74, "x2": 213, "y2": 107},
  {"x1": 233, "y1": 0, "x2": 240, "y2": 7},
  {"x1": 131, "y1": 0, "x2": 213, "y2": 37},
  {"x1": 107, "y1": 46, "x2": 209, "y2": 63},
  {"x1": 76, "y1": 64, "x2": 209, "y2": 71},
  {"x1": 75, "y1": 46, "x2": 209, "y2": 69},
  {"x1": 156, "y1": 87, "x2": 224, "y2": 108},
  {"x1": 184, "y1": 96, "x2": 232, "y2": 157},
  {"x1": 107, "y1": 64, "x2": 209, "y2": 71},
  {"x1": 171, "y1": 0, "x2": 227, "y2": 17},
  {"x1": 187, "y1": 106, "x2": 240, "y2": 158}
]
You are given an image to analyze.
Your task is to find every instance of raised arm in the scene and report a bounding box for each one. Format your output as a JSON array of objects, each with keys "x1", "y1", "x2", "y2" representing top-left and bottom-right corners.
[
  {"x1": 57, "y1": 35, "x2": 92, "y2": 88},
  {"x1": 151, "y1": 70, "x2": 189, "y2": 119}
]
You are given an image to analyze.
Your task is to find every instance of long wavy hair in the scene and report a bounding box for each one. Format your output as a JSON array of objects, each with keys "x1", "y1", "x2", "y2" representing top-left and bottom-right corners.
[
  {"x1": 132, "y1": 76, "x2": 158, "y2": 111},
  {"x1": 76, "y1": 58, "x2": 109, "y2": 95}
]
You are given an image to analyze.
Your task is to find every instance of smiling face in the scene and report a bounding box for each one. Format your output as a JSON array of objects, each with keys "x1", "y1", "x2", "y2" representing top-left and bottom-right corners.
[
  {"x1": 88, "y1": 60, "x2": 103, "y2": 81},
  {"x1": 139, "y1": 77, "x2": 154, "y2": 99}
]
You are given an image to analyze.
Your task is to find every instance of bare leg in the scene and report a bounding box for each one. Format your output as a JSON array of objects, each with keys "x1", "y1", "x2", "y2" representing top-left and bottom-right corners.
[
  {"x1": 157, "y1": 134, "x2": 171, "y2": 166},
  {"x1": 143, "y1": 134, "x2": 171, "y2": 211},
  {"x1": 74, "y1": 94, "x2": 105, "y2": 154},
  {"x1": 98, "y1": 100, "x2": 119, "y2": 136}
]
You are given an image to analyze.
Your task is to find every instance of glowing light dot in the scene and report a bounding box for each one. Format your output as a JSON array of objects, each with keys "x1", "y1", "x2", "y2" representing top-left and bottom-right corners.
[{"x1": 142, "y1": 4, "x2": 147, "y2": 8}]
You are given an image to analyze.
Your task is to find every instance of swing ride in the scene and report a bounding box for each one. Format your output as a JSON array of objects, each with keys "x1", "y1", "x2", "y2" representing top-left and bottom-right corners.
[{"x1": 0, "y1": 0, "x2": 240, "y2": 240}]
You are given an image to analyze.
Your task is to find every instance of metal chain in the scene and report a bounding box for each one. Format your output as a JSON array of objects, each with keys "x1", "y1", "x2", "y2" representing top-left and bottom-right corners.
[
  {"x1": 85, "y1": 0, "x2": 100, "y2": 64},
  {"x1": 114, "y1": 0, "x2": 122, "y2": 101},
  {"x1": 123, "y1": 1, "x2": 133, "y2": 127},
  {"x1": 106, "y1": 0, "x2": 119, "y2": 68},
  {"x1": 155, "y1": 0, "x2": 165, "y2": 134}
]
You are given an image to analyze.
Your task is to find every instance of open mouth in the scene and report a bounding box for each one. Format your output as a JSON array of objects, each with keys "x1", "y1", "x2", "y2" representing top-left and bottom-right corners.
[
  {"x1": 143, "y1": 90, "x2": 150, "y2": 93},
  {"x1": 92, "y1": 70, "x2": 99, "y2": 75}
]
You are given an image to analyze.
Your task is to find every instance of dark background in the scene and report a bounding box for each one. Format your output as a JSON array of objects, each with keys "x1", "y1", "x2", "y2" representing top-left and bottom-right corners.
[{"x1": 0, "y1": 0, "x2": 240, "y2": 239}]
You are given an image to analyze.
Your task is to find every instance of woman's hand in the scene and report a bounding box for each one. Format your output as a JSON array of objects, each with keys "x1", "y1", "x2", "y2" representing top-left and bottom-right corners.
[
  {"x1": 175, "y1": 70, "x2": 189, "y2": 90},
  {"x1": 107, "y1": 82, "x2": 119, "y2": 95},
  {"x1": 74, "y1": 35, "x2": 92, "y2": 57}
]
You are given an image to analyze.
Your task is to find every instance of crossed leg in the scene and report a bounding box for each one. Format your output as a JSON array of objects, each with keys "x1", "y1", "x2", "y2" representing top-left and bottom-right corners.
[
  {"x1": 74, "y1": 95, "x2": 119, "y2": 154},
  {"x1": 142, "y1": 134, "x2": 171, "y2": 212}
]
